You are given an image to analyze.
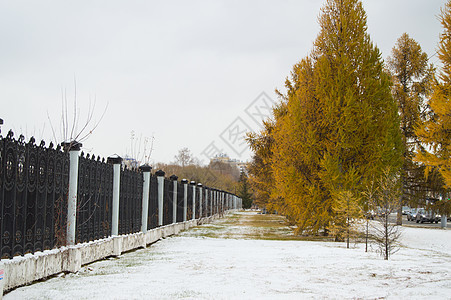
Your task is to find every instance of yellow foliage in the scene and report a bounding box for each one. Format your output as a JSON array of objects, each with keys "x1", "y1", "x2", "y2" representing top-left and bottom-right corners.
[{"x1": 415, "y1": 1, "x2": 451, "y2": 189}]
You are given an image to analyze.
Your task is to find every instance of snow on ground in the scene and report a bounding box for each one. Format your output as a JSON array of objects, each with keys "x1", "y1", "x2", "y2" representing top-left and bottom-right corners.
[{"x1": 5, "y1": 211, "x2": 451, "y2": 299}]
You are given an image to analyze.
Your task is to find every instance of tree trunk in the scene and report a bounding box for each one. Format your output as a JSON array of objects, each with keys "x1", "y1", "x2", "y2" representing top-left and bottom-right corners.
[
  {"x1": 365, "y1": 219, "x2": 368, "y2": 252},
  {"x1": 397, "y1": 205, "x2": 403, "y2": 225}
]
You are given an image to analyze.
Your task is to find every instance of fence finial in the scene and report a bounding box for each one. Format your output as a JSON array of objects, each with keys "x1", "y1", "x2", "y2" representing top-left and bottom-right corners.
[{"x1": 61, "y1": 141, "x2": 82, "y2": 152}]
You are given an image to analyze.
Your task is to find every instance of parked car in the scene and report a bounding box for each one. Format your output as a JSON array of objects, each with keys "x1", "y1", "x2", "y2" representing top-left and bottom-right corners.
[
  {"x1": 415, "y1": 208, "x2": 440, "y2": 223},
  {"x1": 407, "y1": 208, "x2": 419, "y2": 221},
  {"x1": 402, "y1": 206, "x2": 410, "y2": 215}
]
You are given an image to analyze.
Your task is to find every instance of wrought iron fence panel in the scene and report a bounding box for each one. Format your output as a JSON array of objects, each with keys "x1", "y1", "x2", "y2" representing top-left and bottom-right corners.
[
  {"x1": 76, "y1": 154, "x2": 113, "y2": 243},
  {"x1": 205, "y1": 189, "x2": 209, "y2": 217},
  {"x1": 7, "y1": 134, "x2": 26, "y2": 257},
  {"x1": 210, "y1": 190, "x2": 214, "y2": 215},
  {"x1": 54, "y1": 144, "x2": 69, "y2": 248},
  {"x1": 13, "y1": 135, "x2": 26, "y2": 257},
  {"x1": 132, "y1": 169, "x2": 143, "y2": 233},
  {"x1": 1, "y1": 131, "x2": 68, "y2": 259},
  {"x1": 119, "y1": 167, "x2": 130, "y2": 235},
  {"x1": 34, "y1": 142, "x2": 48, "y2": 253},
  {"x1": 176, "y1": 182, "x2": 184, "y2": 223},
  {"x1": 187, "y1": 185, "x2": 193, "y2": 220},
  {"x1": 23, "y1": 138, "x2": 36, "y2": 255},
  {"x1": 148, "y1": 175, "x2": 158, "y2": 229},
  {"x1": 119, "y1": 167, "x2": 142, "y2": 235},
  {"x1": 99, "y1": 160, "x2": 113, "y2": 238},
  {"x1": 163, "y1": 178, "x2": 172, "y2": 226},
  {"x1": 199, "y1": 188, "x2": 204, "y2": 218},
  {"x1": 44, "y1": 146, "x2": 56, "y2": 250},
  {"x1": 203, "y1": 188, "x2": 208, "y2": 218},
  {"x1": 77, "y1": 153, "x2": 89, "y2": 243},
  {"x1": 119, "y1": 167, "x2": 128, "y2": 234},
  {"x1": 195, "y1": 187, "x2": 200, "y2": 219}
]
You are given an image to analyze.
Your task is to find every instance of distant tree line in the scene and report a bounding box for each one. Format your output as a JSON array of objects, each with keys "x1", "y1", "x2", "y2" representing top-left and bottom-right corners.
[{"x1": 155, "y1": 147, "x2": 241, "y2": 194}]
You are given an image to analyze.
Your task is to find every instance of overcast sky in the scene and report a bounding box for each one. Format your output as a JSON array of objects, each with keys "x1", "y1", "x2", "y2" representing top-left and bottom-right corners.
[{"x1": 0, "y1": 0, "x2": 445, "y2": 165}]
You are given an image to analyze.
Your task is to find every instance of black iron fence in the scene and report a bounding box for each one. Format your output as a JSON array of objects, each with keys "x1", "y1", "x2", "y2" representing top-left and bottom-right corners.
[
  {"x1": 0, "y1": 132, "x2": 69, "y2": 259},
  {"x1": 187, "y1": 185, "x2": 193, "y2": 220},
  {"x1": 76, "y1": 153, "x2": 113, "y2": 243},
  {"x1": 206, "y1": 189, "x2": 210, "y2": 217},
  {"x1": 118, "y1": 167, "x2": 142, "y2": 235},
  {"x1": 176, "y1": 183, "x2": 184, "y2": 223},
  {"x1": 163, "y1": 178, "x2": 172, "y2": 226},
  {"x1": 148, "y1": 175, "x2": 158, "y2": 230},
  {"x1": 0, "y1": 131, "x2": 240, "y2": 259}
]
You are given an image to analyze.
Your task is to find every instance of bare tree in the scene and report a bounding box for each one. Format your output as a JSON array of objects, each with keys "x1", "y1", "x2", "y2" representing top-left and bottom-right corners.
[
  {"x1": 174, "y1": 147, "x2": 196, "y2": 167},
  {"x1": 124, "y1": 130, "x2": 155, "y2": 168},
  {"x1": 367, "y1": 168, "x2": 403, "y2": 260},
  {"x1": 47, "y1": 79, "x2": 108, "y2": 150},
  {"x1": 362, "y1": 179, "x2": 377, "y2": 253}
]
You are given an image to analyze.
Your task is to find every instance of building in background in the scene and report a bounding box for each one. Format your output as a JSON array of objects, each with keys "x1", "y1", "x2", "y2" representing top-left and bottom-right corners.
[{"x1": 210, "y1": 153, "x2": 248, "y2": 174}]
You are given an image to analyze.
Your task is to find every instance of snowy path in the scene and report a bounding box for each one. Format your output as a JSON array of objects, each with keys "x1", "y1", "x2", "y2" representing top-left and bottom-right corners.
[{"x1": 5, "y1": 211, "x2": 451, "y2": 299}]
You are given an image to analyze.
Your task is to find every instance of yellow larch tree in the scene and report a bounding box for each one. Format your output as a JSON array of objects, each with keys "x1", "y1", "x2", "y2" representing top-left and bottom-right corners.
[{"x1": 416, "y1": 1, "x2": 451, "y2": 190}]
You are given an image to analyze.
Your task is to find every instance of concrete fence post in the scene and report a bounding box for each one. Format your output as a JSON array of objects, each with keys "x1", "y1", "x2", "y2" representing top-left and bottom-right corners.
[
  {"x1": 139, "y1": 164, "x2": 152, "y2": 233},
  {"x1": 226, "y1": 194, "x2": 229, "y2": 211},
  {"x1": 217, "y1": 191, "x2": 220, "y2": 215},
  {"x1": 170, "y1": 175, "x2": 178, "y2": 224},
  {"x1": 181, "y1": 179, "x2": 188, "y2": 221},
  {"x1": 63, "y1": 141, "x2": 82, "y2": 246},
  {"x1": 190, "y1": 181, "x2": 196, "y2": 219},
  {"x1": 156, "y1": 170, "x2": 165, "y2": 226},
  {"x1": 198, "y1": 183, "x2": 203, "y2": 218},
  {"x1": 107, "y1": 155, "x2": 123, "y2": 236}
]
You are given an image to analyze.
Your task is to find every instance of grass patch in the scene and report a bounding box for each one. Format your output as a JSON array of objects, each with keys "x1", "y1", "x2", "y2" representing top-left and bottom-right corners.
[{"x1": 187, "y1": 211, "x2": 333, "y2": 242}]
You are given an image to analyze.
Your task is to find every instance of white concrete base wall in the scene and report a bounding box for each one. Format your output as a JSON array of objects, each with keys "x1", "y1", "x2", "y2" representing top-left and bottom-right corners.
[{"x1": 0, "y1": 215, "x2": 224, "y2": 293}]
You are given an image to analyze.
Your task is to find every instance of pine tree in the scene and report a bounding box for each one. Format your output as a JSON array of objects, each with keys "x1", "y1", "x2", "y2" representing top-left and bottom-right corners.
[
  {"x1": 387, "y1": 33, "x2": 434, "y2": 223},
  {"x1": 270, "y1": 0, "x2": 402, "y2": 236},
  {"x1": 237, "y1": 172, "x2": 253, "y2": 209},
  {"x1": 415, "y1": 1, "x2": 451, "y2": 191}
]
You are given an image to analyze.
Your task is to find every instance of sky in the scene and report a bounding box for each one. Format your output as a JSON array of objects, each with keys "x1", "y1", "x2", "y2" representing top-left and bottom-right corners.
[{"x1": 0, "y1": 0, "x2": 445, "y2": 165}]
